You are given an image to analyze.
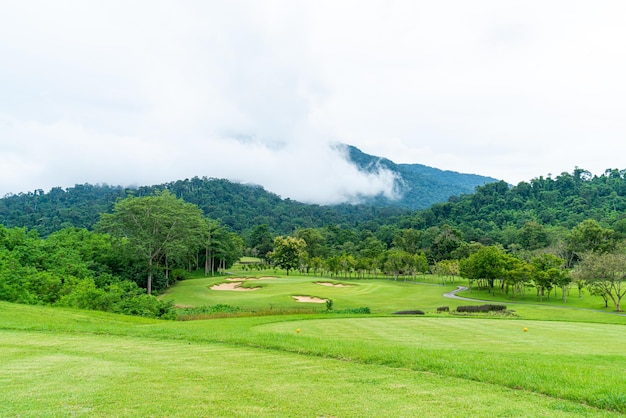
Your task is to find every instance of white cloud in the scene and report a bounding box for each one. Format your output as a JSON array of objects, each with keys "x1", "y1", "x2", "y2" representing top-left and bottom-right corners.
[{"x1": 1, "y1": 1, "x2": 626, "y2": 200}]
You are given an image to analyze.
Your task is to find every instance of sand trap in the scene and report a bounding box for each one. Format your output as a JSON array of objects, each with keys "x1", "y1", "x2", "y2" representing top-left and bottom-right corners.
[
  {"x1": 225, "y1": 277, "x2": 273, "y2": 282},
  {"x1": 211, "y1": 282, "x2": 260, "y2": 291},
  {"x1": 316, "y1": 282, "x2": 352, "y2": 288},
  {"x1": 292, "y1": 296, "x2": 328, "y2": 303}
]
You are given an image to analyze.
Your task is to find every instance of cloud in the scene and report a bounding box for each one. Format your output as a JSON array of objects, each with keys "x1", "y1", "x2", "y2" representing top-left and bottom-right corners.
[{"x1": 1, "y1": 1, "x2": 626, "y2": 200}]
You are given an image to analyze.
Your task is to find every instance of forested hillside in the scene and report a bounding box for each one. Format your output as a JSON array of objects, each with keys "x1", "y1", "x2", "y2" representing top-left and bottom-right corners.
[
  {"x1": 342, "y1": 144, "x2": 498, "y2": 208},
  {"x1": 399, "y1": 168, "x2": 626, "y2": 244},
  {"x1": 0, "y1": 145, "x2": 500, "y2": 235},
  {"x1": 0, "y1": 178, "x2": 408, "y2": 236}
]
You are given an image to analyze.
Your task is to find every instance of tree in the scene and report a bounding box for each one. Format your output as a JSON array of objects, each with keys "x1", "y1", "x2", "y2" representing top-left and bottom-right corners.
[
  {"x1": 269, "y1": 236, "x2": 306, "y2": 275},
  {"x1": 459, "y1": 246, "x2": 508, "y2": 294},
  {"x1": 518, "y1": 221, "x2": 549, "y2": 250},
  {"x1": 564, "y1": 219, "x2": 615, "y2": 267},
  {"x1": 393, "y1": 228, "x2": 423, "y2": 254},
  {"x1": 429, "y1": 225, "x2": 464, "y2": 262},
  {"x1": 530, "y1": 254, "x2": 568, "y2": 302},
  {"x1": 432, "y1": 259, "x2": 460, "y2": 285},
  {"x1": 295, "y1": 228, "x2": 327, "y2": 258},
  {"x1": 576, "y1": 251, "x2": 626, "y2": 312},
  {"x1": 247, "y1": 224, "x2": 274, "y2": 260},
  {"x1": 382, "y1": 248, "x2": 411, "y2": 281},
  {"x1": 201, "y1": 221, "x2": 243, "y2": 275},
  {"x1": 98, "y1": 191, "x2": 205, "y2": 294}
]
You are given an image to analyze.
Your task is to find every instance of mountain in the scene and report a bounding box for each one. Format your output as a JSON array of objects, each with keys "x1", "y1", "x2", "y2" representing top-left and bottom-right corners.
[
  {"x1": 340, "y1": 144, "x2": 499, "y2": 209},
  {"x1": 0, "y1": 145, "x2": 499, "y2": 235}
]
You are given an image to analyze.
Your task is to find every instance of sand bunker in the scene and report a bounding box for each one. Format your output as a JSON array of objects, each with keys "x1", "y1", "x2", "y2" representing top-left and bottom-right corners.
[
  {"x1": 211, "y1": 282, "x2": 260, "y2": 291},
  {"x1": 292, "y1": 296, "x2": 328, "y2": 303},
  {"x1": 225, "y1": 277, "x2": 274, "y2": 282},
  {"x1": 316, "y1": 282, "x2": 352, "y2": 288}
]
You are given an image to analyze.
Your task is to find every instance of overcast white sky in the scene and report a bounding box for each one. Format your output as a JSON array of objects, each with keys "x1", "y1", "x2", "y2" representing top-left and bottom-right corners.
[{"x1": 2, "y1": 1, "x2": 626, "y2": 204}]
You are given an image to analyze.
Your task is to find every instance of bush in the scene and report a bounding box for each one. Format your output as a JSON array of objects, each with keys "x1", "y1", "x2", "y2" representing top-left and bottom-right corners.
[
  {"x1": 437, "y1": 306, "x2": 450, "y2": 313},
  {"x1": 456, "y1": 304, "x2": 506, "y2": 313},
  {"x1": 327, "y1": 307, "x2": 371, "y2": 314},
  {"x1": 176, "y1": 304, "x2": 242, "y2": 316},
  {"x1": 393, "y1": 310, "x2": 425, "y2": 315},
  {"x1": 171, "y1": 268, "x2": 192, "y2": 282}
]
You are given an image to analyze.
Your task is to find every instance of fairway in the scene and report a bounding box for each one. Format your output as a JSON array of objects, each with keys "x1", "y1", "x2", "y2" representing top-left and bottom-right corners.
[
  {"x1": 256, "y1": 316, "x2": 626, "y2": 355},
  {"x1": 160, "y1": 274, "x2": 463, "y2": 312}
]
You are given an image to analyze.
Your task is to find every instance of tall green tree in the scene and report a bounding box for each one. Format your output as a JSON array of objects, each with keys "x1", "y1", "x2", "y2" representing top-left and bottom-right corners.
[
  {"x1": 564, "y1": 219, "x2": 616, "y2": 267},
  {"x1": 576, "y1": 251, "x2": 626, "y2": 312},
  {"x1": 98, "y1": 191, "x2": 205, "y2": 294},
  {"x1": 460, "y1": 246, "x2": 508, "y2": 293},
  {"x1": 295, "y1": 228, "x2": 327, "y2": 258},
  {"x1": 530, "y1": 253, "x2": 569, "y2": 302},
  {"x1": 247, "y1": 224, "x2": 274, "y2": 260},
  {"x1": 269, "y1": 236, "x2": 307, "y2": 275}
]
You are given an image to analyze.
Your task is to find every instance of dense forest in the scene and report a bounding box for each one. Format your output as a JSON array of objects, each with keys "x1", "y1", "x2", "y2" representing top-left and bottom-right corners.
[
  {"x1": 399, "y1": 168, "x2": 626, "y2": 243},
  {"x1": 2, "y1": 167, "x2": 626, "y2": 315},
  {"x1": 0, "y1": 178, "x2": 409, "y2": 237}
]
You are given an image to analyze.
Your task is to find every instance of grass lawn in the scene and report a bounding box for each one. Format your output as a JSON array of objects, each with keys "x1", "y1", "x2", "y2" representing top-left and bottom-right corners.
[
  {"x1": 3, "y1": 327, "x2": 616, "y2": 417},
  {"x1": 160, "y1": 273, "x2": 465, "y2": 313},
  {"x1": 456, "y1": 285, "x2": 620, "y2": 312},
  {"x1": 3, "y1": 268, "x2": 626, "y2": 416},
  {"x1": 0, "y1": 302, "x2": 623, "y2": 417}
]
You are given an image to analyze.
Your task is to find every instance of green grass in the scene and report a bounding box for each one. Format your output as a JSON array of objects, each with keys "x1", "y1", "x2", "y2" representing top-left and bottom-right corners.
[
  {"x1": 161, "y1": 273, "x2": 463, "y2": 313},
  {"x1": 456, "y1": 285, "x2": 619, "y2": 312},
  {"x1": 3, "y1": 268, "x2": 626, "y2": 416},
  {"x1": 3, "y1": 327, "x2": 615, "y2": 417}
]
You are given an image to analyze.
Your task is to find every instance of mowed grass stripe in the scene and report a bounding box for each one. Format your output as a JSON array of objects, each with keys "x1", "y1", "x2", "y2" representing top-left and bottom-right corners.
[
  {"x1": 257, "y1": 317, "x2": 626, "y2": 355},
  {"x1": 254, "y1": 317, "x2": 626, "y2": 412},
  {"x1": 0, "y1": 330, "x2": 618, "y2": 418}
]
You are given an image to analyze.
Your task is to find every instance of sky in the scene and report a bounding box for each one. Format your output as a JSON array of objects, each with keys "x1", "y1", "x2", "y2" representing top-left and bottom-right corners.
[{"x1": 1, "y1": 1, "x2": 626, "y2": 204}]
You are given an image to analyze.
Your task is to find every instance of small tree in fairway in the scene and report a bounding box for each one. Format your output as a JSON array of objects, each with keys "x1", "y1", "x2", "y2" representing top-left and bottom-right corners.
[{"x1": 269, "y1": 236, "x2": 306, "y2": 275}]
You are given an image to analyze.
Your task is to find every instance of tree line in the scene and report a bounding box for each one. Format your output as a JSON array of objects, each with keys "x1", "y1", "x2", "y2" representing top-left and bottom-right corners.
[
  {"x1": 0, "y1": 191, "x2": 245, "y2": 318},
  {"x1": 262, "y1": 218, "x2": 625, "y2": 311}
]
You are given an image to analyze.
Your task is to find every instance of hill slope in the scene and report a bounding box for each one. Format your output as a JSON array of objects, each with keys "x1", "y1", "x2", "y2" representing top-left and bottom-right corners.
[
  {"x1": 0, "y1": 178, "x2": 408, "y2": 236},
  {"x1": 0, "y1": 145, "x2": 499, "y2": 235},
  {"x1": 341, "y1": 144, "x2": 499, "y2": 209}
]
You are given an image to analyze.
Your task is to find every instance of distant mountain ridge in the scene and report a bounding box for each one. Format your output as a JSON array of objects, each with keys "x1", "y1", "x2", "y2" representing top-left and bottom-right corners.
[
  {"x1": 0, "y1": 145, "x2": 500, "y2": 235},
  {"x1": 340, "y1": 144, "x2": 499, "y2": 209}
]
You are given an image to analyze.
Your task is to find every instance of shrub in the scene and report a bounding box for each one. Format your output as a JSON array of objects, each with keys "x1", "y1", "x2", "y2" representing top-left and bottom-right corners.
[
  {"x1": 325, "y1": 299, "x2": 334, "y2": 311},
  {"x1": 171, "y1": 268, "x2": 192, "y2": 281},
  {"x1": 393, "y1": 310, "x2": 425, "y2": 315},
  {"x1": 176, "y1": 304, "x2": 241, "y2": 316},
  {"x1": 437, "y1": 306, "x2": 450, "y2": 313},
  {"x1": 327, "y1": 307, "x2": 371, "y2": 314},
  {"x1": 456, "y1": 304, "x2": 506, "y2": 313}
]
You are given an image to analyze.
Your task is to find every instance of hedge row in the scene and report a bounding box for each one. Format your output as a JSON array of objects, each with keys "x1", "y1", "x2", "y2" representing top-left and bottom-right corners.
[{"x1": 456, "y1": 304, "x2": 506, "y2": 313}]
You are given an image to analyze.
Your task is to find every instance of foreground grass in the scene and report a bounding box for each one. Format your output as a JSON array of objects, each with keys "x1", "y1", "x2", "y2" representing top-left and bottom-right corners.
[
  {"x1": 2, "y1": 328, "x2": 614, "y2": 417},
  {"x1": 1, "y1": 302, "x2": 625, "y2": 415}
]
